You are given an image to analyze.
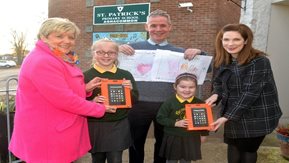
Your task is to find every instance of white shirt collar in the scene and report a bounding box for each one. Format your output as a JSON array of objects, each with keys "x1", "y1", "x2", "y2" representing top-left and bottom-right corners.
[{"x1": 148, "y1": 39, "x2": 168, "y2": 46}]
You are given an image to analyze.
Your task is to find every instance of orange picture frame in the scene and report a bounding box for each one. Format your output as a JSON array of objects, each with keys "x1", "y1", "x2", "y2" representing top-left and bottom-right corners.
[
  {"x1": 185, "y1": 104, "x2": 213, "y2": 131},
  {"x1": 101, "y1": 79, "x2": 132, "y2": 109}
]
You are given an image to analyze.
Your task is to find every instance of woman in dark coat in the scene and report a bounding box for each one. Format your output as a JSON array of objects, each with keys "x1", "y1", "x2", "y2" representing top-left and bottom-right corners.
[{"x1": 206, "y1": 23, "x2": 282, "y2": 163}]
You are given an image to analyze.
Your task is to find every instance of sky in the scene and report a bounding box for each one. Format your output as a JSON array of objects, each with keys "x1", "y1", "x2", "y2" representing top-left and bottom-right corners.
[{"x1": 0, "y1": 0, "x2": 48, "y2": 54}]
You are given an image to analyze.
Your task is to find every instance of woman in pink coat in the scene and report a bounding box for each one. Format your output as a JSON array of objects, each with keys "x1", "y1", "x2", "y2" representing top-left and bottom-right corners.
[{"x1": 9, "y1": 17, "x2": 116, "y2": 163}]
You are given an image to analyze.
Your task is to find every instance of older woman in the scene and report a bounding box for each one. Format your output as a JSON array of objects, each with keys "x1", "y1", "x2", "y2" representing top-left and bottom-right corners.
[{"x1": 9, "y1": 18, "x2": 115, "y2": 163}]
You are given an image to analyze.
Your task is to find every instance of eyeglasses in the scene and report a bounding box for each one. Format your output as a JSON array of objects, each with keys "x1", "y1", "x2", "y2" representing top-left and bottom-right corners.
[{"x1": 94, "y1": 50, "x2": 117, "y2": 57}]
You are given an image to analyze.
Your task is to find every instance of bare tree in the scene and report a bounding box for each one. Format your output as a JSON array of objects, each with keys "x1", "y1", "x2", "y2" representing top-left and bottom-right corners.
[{"x1": 11, "y1": 30, "x2": 27, "y2": 65}]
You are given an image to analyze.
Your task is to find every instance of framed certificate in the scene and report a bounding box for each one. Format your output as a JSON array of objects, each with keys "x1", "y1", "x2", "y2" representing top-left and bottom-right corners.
[
  {"x1": 101, "y1": 79, "x2": 132, "y2": 108},
  {"x1": 185, "y1": 104, "x2": 213, "y2": 130}
]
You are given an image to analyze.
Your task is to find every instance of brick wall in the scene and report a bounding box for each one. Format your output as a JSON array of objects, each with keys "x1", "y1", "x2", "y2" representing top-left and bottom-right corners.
[{"x1": 48, "y1": 0, "x2": 240, "y2": 98}]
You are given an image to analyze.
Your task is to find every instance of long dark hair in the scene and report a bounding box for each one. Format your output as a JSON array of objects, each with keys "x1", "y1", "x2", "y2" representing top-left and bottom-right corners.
[{"x1": 214, "y1": 24, "x2": 264, "y2": 68}]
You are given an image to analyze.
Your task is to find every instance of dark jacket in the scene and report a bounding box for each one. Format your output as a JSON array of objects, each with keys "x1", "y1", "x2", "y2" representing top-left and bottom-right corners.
[{"x1": 213, "y1": 56, "x2": 282, "y2": 138}]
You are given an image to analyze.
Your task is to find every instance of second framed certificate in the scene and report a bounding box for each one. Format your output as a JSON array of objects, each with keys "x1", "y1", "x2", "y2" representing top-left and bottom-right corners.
[
  {"x1": 101, "y1": 79, "x2": 132, "y2": 109},
  {"x1": 185, "y1": 104, "x2": 213, "y2": 131}
]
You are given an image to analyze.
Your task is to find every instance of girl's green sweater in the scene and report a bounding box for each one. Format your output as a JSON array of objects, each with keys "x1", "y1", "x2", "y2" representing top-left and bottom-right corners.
[{"x1": 84, "y1": 67, "x2": 139, "y2": 122}]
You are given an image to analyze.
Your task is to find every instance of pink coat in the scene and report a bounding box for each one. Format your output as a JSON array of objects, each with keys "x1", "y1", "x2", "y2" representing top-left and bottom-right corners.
[{"x1": 9, "y1": 40, "x2": 105, "y2": 163}]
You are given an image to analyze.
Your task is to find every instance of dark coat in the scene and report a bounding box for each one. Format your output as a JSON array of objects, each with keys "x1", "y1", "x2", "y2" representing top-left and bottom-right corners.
[{"x1": 213, "y1": 56, "x2": 282, "y2": 138}]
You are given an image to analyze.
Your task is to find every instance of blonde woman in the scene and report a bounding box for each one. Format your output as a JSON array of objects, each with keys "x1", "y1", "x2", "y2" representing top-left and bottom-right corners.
[{"x1": 9, "y1": 18, "x2": 114, "y2": 163}]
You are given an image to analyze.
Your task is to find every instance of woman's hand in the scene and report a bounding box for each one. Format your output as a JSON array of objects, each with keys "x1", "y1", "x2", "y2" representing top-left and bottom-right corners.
[
  {"x1": 93, "y1": 95, "x2": 105, "y2": 103},
  {"x1": 175, "y1": 119, "x2": 188, "y2": 128},
  {"x1": 93, "y1": 95, "x2": 116, "y2": 113},
  {"x1": 205, "y1": 94, "x2": 218, "y2": 106},
  {"x1": 86, "y1": 77, "x2": 102, "y2": 93},
  {"x1": 105, "y1": 106, "x2": 117, "y2": 113},
  {"x1": 210, "y1": 117, "x2": 228, "y2": 131}
]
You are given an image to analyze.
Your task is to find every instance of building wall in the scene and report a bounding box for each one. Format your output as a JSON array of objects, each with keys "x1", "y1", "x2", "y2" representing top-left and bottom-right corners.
[
  {"x1": 267, "y1": 3, "x2": 289, "y2": 122},
  {"x1": 240, "y1": 0, "x2": 289, "y2": 121},
  {"x1": 48, "y1": 0, "x2": 240, "y2": 99},
  {"x1": 217, "y1": 0, "x2": 241, "y2": 30},
  {"x1": 49, "y1": 0, "x2": 240, "y2": 70},
  {"x1": 240, "y1": 0, "x2": 272, "y2": 51}
]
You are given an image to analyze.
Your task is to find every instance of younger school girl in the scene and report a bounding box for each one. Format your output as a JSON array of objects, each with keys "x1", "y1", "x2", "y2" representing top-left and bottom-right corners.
[
  {"x1": 84, "y1": 39, "x2": 139, "y2": 163},
  {"x1": 156, "y1": 73, "x2": 208, "y2": 163}
]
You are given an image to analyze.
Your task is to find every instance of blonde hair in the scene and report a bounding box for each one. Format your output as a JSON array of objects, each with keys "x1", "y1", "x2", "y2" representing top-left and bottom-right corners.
[
  {"x1": 37, "y1": 17, "x2": 80, "y2": 40},
  {"x1": 91, "y1": 38, "x2": 119, "y2": 52},
  {"x1": 91, "y1": 39, "x2": 119, "y2": 65}
]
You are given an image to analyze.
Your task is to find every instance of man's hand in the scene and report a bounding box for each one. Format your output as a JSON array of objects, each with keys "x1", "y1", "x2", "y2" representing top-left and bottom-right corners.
[
  {"x1": 119, "y1": 44, "x2": 135, "y2": 56},
  {"x1": 184, "y1": 48, "x2": 201, "y2": 60}
]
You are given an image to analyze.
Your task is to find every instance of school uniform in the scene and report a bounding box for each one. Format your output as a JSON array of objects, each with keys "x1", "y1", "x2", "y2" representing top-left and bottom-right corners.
[
  {"x1": 83, "y1": 65, "x2": 138, "y2": 161},
  {"x1": 157, "y1": 95, "x2": 209, "y2": 161}
]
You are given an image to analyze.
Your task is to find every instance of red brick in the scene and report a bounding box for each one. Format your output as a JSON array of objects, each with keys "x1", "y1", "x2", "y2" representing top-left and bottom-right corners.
[{"x1": 49, "y1": 0, "x2": 240, "y2": 97}]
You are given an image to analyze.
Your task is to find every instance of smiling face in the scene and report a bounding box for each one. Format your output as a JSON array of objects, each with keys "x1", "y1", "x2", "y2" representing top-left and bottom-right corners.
[
  {"x1": 93, "y1": 41, "x2": 118, "y2": 70},
  {"x1": 42, "y1": 31, "x2": 76, "y2": 54},
  {"x1": 145, "y1": 16, "x2": 172, "y2": 44},
  {"x1": 174, "y1": 79, "x2": 197, "y2": 100},
  {"x1": 38, "y1": 18, "x2": 80, "y2": 54},
  {"x1": 222, "y1": 31, "x2": 246, "y2": 58}
]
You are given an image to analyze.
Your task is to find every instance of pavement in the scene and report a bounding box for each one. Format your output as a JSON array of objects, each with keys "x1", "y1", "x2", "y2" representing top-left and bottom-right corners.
[
  {"x1": 75, "y1": 105, "x2": 288, "y2": 163},
  {"x1": 75, "y1": 126, "x2": 288, "y2": 163},
  {"x1": 1, "y1": 68, "x2": 288, "y2": 163}
]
